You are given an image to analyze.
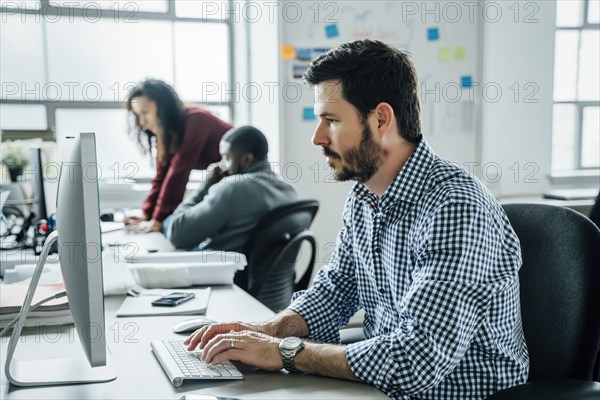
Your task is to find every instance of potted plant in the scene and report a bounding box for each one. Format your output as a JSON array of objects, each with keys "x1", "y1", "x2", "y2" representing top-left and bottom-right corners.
[{"x1": 1, "y1": 141, "x2": 29, "y2": 182}]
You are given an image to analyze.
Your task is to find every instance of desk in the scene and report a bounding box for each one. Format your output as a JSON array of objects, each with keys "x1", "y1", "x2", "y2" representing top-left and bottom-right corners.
[{"x1": 1, "y1": 286, "x2": 386, "y2": 399}]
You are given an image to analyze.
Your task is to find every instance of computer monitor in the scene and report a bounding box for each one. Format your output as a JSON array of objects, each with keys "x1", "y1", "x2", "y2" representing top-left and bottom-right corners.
[
  {"x1": 4, "y1": 132, "x2": 116, "y2": 386},
  {"x1": 28, "y1": 147, "x2": 48, "y2": 222}
]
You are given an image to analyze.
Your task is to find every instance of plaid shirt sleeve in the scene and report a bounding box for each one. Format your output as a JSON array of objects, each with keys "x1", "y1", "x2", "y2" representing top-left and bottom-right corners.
[
  {"x1": 346, "y1": 202, "x2": 513, "y2": 397},
  {"x1": 289, "y1": 200, "x2": 361, "y2": 343}
]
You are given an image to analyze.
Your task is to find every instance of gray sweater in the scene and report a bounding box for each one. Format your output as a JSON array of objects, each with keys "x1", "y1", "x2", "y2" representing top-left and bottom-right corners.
[{"x1": 167, "y1": 162, "x2": 298, "y2": 252}]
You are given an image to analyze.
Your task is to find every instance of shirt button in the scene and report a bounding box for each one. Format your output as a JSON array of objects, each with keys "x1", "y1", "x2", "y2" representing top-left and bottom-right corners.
[
  {"x1": 375, "y1": 247, "x2": 381, "y2": 254},
  {"x1": 384, "y1": 327, "x2": 390, "y2": 334},
  {"x1": 379, "y1": 288, "x2": 385, "y2": 294}
]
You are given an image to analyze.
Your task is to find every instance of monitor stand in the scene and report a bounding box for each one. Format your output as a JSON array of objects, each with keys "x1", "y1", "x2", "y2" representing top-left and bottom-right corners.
[{"x1": 4, "y1": 231, "x2": 117, "y2": 386}]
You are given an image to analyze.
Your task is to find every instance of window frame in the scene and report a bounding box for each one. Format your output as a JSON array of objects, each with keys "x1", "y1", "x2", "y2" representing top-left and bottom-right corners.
[
  {"x1": 553, "y1": 0, "x2": 600, "y2": 171},
  {"x1": 0, "y1": 0, "x2": 235, "y2": 139}
]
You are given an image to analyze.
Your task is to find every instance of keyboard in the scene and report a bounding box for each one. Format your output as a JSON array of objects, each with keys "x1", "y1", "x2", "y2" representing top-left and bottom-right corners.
[{"x1": 151, "y1": 340, "x2": 243, "y2": 387}]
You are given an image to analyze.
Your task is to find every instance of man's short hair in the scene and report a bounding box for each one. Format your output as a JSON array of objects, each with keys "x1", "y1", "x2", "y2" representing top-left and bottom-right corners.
[
  {"x1": 303, "y1": 39, "x2": 422, "y2": 143},
  {"x1": 224, "y1": 125, "x2": 269, "y2": 161}
]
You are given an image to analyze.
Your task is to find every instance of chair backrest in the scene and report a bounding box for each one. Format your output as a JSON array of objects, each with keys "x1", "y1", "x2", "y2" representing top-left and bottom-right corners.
[
  {"x1": 236, "y1": 200, "x2": 319, "y2": 312},
  {"x1": 502, "y1": 203, "x2": 600, "y2": 381}
]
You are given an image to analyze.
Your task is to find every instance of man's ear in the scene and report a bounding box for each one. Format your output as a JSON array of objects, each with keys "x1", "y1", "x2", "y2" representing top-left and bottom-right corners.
[
  {"x1": 374, "y1": 102, "x2": 394, "y2": 137},
  {"x1": 240, "y1": 153, "x2": 255, "y2": 168}
]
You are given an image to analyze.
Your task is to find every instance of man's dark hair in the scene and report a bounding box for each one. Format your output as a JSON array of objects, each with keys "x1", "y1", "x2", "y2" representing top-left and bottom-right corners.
[
  {"x1": 303, "y1": 39, "x2": 422, "y2": 143},
  {"x1": 225, "y1": 125, "x2": 269, "y2": 161}
]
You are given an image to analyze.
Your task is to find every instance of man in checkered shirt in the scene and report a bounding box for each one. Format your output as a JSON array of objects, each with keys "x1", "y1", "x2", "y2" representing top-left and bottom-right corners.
[{"x1": 186, "y1": 39, "x2": 529, "y2": 399}]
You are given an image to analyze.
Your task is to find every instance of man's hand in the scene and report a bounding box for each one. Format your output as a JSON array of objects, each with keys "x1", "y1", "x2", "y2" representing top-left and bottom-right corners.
[
  {"x1": 125, "y1": 218, "x2": 162, "y2": 233},
  {"x1": 184, "y1": 322, "x2": 283, "y2": 370},
  {"x1": 207, "y1": 164, "x2": 229, "y2": 186},
  {"x1": 184, "y1": 321, "x2": 267, "y2": 351},
  {"x1": 199, "y1": 330, "x2": 283, "y2": 371}
]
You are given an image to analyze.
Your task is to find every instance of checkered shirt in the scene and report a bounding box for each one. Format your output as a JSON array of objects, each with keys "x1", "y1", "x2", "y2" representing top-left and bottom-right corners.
[{"x1": 289, "y1": 137, "x2": 529, "y2": 399}]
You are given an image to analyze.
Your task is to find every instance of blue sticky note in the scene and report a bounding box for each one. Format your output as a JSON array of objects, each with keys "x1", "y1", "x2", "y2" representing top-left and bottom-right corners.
[
  {"x1": 325, "y1": 24, "x2": 339, "y2": 38},
  {"x1": 296, "y1": 48, "x2": 312, "y2": 61},
  {"x1": 427, "y1": 27, "x2": 439, "y2": 41},
  {"x1": 461, "y1": 75, "x2": 473, "y2": 88},
  {"x1": 303, "y1": 107, "x2": 316, "y2": 121}
]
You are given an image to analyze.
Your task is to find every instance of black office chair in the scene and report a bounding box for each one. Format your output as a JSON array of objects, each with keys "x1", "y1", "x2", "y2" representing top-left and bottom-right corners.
[
  {"x1": 235, "y1": 200, "x2": 319, "y2": 312},
  {"x1": 487, "y1": 203, "x2": 600, "y2": 400}
]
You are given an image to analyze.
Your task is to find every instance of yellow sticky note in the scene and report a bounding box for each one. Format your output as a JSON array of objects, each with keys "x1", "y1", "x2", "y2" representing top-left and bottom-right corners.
[
  {"x1": 281, "y1": 44, "x2": 296, "y2": 61},
  {"x1": 454, "y1": 46, "x2": 467, "y2": 60},
  {"x1": 438, "y1": 47, "x2": 452, "y2": 61}
]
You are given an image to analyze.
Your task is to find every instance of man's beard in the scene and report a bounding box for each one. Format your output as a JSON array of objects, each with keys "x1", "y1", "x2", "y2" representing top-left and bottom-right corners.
[{"x1": 323, "y1": 124, "x2": 387, "y2": 183}]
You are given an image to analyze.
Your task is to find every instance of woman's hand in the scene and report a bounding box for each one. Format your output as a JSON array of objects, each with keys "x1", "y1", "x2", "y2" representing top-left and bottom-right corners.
[{"x1": 125, "y1": 218, "x2": 162, "y2": 233}]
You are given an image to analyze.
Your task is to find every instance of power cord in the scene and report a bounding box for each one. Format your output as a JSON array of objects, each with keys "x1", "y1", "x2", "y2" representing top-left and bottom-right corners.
[{"x1": 0, "y1": 291, "x2": 68, "y2": 336}]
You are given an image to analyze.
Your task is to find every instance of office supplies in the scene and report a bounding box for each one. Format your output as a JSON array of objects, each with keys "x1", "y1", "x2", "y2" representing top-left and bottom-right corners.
[
  {"x1": 152, "y1": 292, "x2": 195, "y2": 307},
  {"x1": 100, "y1": 221, "x2": 124, "y2": 233},
  {"x1": 128, "y1": 261, "x2": 243, "y2": 288},
  {"x1": 0, "y1": 282, "x2": 71, "y2": 327},
  {"x1": 172, "y1": 318, "x2": 217, "y2": 334},
  {"x1": 115, "y1": 287, "x2": 211, "y2": 317},
  {"x1": 151, "y1": 340, "x2": 243, "y2": 387},
  {"x1": 124, "y1": 250, "x2": 246, "y2": 288}
]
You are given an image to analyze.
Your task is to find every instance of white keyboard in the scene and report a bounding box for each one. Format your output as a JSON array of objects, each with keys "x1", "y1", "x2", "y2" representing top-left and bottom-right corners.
[{"x1": 151, "y1": 340, "x2": 243, "y2": 387}]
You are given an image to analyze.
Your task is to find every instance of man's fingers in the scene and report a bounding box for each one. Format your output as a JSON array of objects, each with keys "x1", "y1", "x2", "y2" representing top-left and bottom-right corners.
[{"x1": 203, "y1": 337, "x2": 245, "y2": 364}]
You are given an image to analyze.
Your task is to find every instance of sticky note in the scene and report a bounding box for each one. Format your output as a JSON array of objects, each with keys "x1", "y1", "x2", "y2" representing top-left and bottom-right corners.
[
  {"x1": 427, "y1": 27, "x2": 439, "y2": 41},
  {"x1": 461, "y1": 75, "x2": 473, "y2": 88},
  {"x1": 438, "y1": 47, "x2": 452, "y2": 61},
  {"x1": 325, "y1": 24, "x2": 339, "y2": 38},
  {"x1": 296, "y1": 48, "x2": 312, "y2": 61},
  {"x1": 280, "y1": 44, "x2": 296, "y2": 61},
  {"x1": 303, "y1": 107, "x2": 316, "y2": 121},
  {"x1": 454, "y1": 46, "x2": 467, "y2": 60}
]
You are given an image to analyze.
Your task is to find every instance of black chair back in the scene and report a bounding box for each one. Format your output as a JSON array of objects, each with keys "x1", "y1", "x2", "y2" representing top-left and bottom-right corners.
[
  {"x1": 236, "y1": 200, "x2": 319, "y2": 312},
  {"x1": 502, "y1": 204, "x2": 600, "y2": 381}
]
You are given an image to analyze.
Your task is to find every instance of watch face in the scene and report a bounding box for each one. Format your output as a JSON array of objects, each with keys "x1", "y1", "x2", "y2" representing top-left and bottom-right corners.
[{"x1": 282, "y1": 336, "x2": 302, "y2": 350}]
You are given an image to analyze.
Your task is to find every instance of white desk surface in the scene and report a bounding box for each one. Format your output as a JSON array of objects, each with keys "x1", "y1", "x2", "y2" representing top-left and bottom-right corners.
[{"x1": 1, "y1": 286, "x2": 386, "y2": 399}]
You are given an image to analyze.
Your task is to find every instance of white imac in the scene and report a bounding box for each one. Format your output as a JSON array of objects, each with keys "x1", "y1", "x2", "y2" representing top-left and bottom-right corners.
[{"x1": 4, "y1": 132, "x2": 117, "y2": 386}]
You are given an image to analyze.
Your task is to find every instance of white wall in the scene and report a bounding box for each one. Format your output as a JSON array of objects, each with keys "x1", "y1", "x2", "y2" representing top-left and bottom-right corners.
[
  {"x1": 275, "y1": 1, "x2": 482, "y2": 269},
  {"x1": 480, "y1": 0, "x2": 556, "y2": 197}
]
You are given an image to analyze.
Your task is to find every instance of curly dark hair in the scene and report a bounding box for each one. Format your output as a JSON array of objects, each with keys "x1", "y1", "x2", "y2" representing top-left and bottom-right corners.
[
  {"x1": 303, "y1": 39, "x2": 422, "y2": 143},
  {"x1": 126, "y1": 79, "x2": 186, "y2": 166}
]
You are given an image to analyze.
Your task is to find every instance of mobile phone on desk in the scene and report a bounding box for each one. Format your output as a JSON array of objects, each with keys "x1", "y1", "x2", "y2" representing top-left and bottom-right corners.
[{"x1": 151, "y1": 292, "x2": 195, "y2": 307}]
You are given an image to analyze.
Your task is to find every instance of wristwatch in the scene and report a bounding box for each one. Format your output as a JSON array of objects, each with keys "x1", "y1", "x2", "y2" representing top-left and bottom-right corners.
[{"x1": 279, "y1": 336, "x2": 304, "y2": 372}]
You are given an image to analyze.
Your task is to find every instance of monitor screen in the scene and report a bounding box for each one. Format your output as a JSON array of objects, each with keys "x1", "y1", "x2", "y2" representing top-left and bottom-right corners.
[
  {"x1": 56, "y1": 132, "x2": 107, "y2": 367},
  {"x1": 28, "y1": 147, "x2": 48, "y2": 222}
]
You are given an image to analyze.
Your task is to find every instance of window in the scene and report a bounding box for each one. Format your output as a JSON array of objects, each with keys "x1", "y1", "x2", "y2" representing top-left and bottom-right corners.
[
  {"x1": 552, "y1": 0, "x2": 600, "y2": 171},
  {"x1": 0, "y1": 0, "x2": 233, "y2": 180}
]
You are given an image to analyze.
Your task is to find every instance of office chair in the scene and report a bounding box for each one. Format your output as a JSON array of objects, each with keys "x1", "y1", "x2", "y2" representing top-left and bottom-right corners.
[
  {"x1": 487, "y1": 203, "x2": 600, "y2": 400},
  {"x1": 235, "y1": 200, "x2": 319, "y2": 312}
]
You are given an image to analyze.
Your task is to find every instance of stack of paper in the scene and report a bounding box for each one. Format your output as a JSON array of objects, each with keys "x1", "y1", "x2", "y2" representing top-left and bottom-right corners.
[
  {"x1": 0, "y1": 283, "x2": 72, "y2": 328},
  {"x1": 125, "y1": 251, "x2": 247, "y2": 289}
]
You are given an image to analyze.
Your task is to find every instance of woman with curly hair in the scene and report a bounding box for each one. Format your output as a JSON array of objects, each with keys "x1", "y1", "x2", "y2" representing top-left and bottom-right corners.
[{"x1": 125, "y1": 79, "x2": 232, "y2": 233}]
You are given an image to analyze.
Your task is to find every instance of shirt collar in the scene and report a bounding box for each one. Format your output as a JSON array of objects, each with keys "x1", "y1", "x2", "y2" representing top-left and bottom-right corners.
[
  {"x1": 238, "y1": 160, "x2": 272, "y2": 175},
  {"x1": 352, "y1": 136, "x2": 436, "y2": 211}
]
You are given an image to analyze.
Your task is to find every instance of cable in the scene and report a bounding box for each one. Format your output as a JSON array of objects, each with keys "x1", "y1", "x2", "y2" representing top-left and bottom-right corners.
[{"x1": 0, "y1": 291, "x2": 67, "y2": 336}]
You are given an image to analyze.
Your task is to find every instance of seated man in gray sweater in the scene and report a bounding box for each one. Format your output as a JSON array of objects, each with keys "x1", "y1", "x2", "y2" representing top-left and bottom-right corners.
[{"x1": 166, "y1": 125, "x2": 298, "y2": 253}]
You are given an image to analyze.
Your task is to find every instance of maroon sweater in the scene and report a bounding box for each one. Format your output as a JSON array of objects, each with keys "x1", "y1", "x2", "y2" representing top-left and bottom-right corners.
[{"x1": 141, "y1": 108, "x2": 232, "y2": 222}]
